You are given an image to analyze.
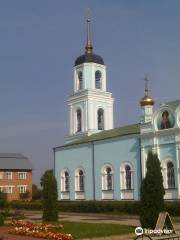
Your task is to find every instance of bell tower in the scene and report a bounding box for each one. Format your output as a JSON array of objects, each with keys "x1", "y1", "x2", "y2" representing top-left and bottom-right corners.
[
  {"x1": 140, "y1": 78, "x2": 155, "y2": 123},
  {"x1": 65, "y1": 18, "x2": 114, "y2": 143}
]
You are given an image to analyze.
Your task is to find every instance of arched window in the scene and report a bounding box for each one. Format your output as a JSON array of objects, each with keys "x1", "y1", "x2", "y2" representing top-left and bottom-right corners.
[
  {"x1": 77, "y1": 71, "x2": 83, "y2": 90},
  {"x1": 102, "y1": 166, "x2": 113, "y2": 190},
  {"x1": 120, "y1": 163, "x2": 134, "y2": 190},
  {"x1": 76, "y1": 109, "x2": 82, "y2": 132},
  {"x1": 95, "y1": 70, "x2": 102, "y2": 89},
  {"x1": 79, "y1": 170, "x2": 84, "y2": 191},
  {"x1": 61, "y1": 170, "x2": 69, "y2": 192},
  {"x1": 75, "y1": 169, "x2": 85, "y2": 192},
  {"x1": 98, "y1": 108, "x2": 104, "y2": 130},
  {"x1": 125, "y1": 165, "x2": 132, "y2": 190},
  {"x1": 167, "y1": 162, "x2": 175, "y2": 189}
]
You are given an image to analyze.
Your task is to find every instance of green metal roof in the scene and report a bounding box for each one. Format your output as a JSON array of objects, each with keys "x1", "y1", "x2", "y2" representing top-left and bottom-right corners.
[
  {"x1": 163, "y1": 100, "x2": 180, "y2": 111},
  {"x1": 59, "y1": 123, "x2": 140, "y2": 148}
]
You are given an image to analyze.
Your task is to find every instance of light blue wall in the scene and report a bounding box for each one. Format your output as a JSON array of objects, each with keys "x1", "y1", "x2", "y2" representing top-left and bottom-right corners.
[
  {"x1": 159, "y1": 136, "x2": 175, "y2": 145},
  {"x1": 55, "y1": 144, "x2": 93, "y2": 200},
  {"x1": 93, "y1": 135, "x2": 141, "y2": 200},
  {"x1": 159, "y1": 143, "x2": 176, "y2": 161},
  {"x1": 54, "y1": 134, "x2": 141, "y2": 201}
]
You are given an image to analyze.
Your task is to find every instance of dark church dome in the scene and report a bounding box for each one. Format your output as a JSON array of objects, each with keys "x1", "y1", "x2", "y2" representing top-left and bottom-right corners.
[{"x1": 75, "y1": 53, "x2": 104, "y2": 66}]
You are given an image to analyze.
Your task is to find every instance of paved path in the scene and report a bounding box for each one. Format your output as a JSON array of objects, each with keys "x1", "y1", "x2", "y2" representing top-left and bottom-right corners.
[
  {"x1": 24, "y1": 211, "x2": 140, "y2": 226},
  {"x1": 24, "y1": 211, "x2": 180, "y2": 230}
]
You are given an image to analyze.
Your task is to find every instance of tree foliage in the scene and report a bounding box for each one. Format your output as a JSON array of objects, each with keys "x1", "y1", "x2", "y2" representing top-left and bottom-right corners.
[
  {"x1": 40, "y1": 169, "x2": 53, "y2": 187},
  {"x1": 0, "y1": 191, "x2": 7, "y2": 208},
  {"x1": 32, "y1": 184, "x2": 42, "y2": 200},
  {"x1": 0, "y1": 213, "x2": 4, "y2": 226},
  {"x1": 140, "y1": 151, "x2": 165, "y2": 229},
  {"x1": 42, "y1": 169, "x2": 58, "y2": 222}
]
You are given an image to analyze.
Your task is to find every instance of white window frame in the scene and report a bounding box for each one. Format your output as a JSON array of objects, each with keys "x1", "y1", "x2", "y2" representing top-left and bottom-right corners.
[
  {"x1": 167, "y1": 162, "x2": 175, "y2": 189},
  {"x1": 75, "y1": 108, "x2": 82, "y2": 133},
  {"x1": 60, "y1": 170, "x2": 70, "y2": 192},
  {"x1": 0, "y1": 185, "x2": 14, "y2": 194},
  {"x1": 5, "y1": 172, "x2": 12, "y2": 180},
  {"x1": 0, "y1": 172, "x2": 3, "y2": 179},
  {"x1": 75, "y1": 168, "x2": 85, "y2": 192},
  {"x1": 95, "y1": 70, "x2": 102, "y2": 89},
  {"x1": 18, "y1": 172, "x2": 27, "y2": 180},
  {"x1": 97, "y1": 108, "x2": 105, "y2": 130},
  {"x1": 77, "y1": 71, "x2": 83, "y2": 91},
  {"x1": 0, "y1": 186, "x2": 5, "y2": 193},
  {"x1": 18, "y1": 185, "x2": 27, "y2": 194},
  {"x1": 101, "y1": 164, "x2": 114, "y2": 191},
  {"x1": 6, "y1": 185, "x2": 13, "y2": 194},
  {"x1": 162, "y1": 159, "x2": 176, "y2": 189},
  {"x1": 120, "y1": 162, "x2": 134, "y2": 190}
]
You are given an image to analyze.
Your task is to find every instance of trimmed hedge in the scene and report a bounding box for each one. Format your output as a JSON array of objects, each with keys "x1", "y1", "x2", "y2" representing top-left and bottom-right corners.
[
  {"x1": 10, "y1": 200, "x2": 43, "y2": 210},
  {"x1": 9, "y1": 200, "x2": 180, "y2": 216},
  {"x1": 58, "y1": 201, "x2": 141, "y2": 215},
  {"x1": 10, "y1": 200, "x2": 140, "y2": 214}
]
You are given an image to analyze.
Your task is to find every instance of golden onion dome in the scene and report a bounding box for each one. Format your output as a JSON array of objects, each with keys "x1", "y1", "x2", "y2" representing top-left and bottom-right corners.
[
  {"x1": 140, "y1": 95, "x2": 154, "y2": 106},
  {"x1": 140, "y1": 77, "x2": 155, "y2": 107}
]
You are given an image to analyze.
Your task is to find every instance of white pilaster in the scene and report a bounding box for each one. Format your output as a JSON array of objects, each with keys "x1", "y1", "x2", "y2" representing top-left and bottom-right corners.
[
  {"x1": 141, "y1": 146, "x2": 146, "y2": 179},
  {"x1": 176, "y1": 146, "x2": 180, "y2": 198}
]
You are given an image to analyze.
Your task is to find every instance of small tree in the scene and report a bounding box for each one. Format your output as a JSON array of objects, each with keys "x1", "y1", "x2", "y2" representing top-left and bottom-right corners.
[
  {"x1": 140, "y1": 150, "x2": 165, "y2": 229},
  {"x1": 32, "y1": 184, "x2": 42, "y2": 200},
  {"x1": 0, "y1": 191, "x2": 7, "y2": 208},
  {"x1": 0, "y1": 213, "x2": 4, "y2": 226},
  {"x1": 42, "y1": 170, "x2": 58, "y2": 222},
  {"x1": 40, "y1": 169, "x2": 53, "y2": 187}
]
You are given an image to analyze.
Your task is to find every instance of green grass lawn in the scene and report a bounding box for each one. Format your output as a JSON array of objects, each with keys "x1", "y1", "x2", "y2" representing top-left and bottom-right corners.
[{"x1": 57, "y1": 221, "x2": 134, "y2": 239}]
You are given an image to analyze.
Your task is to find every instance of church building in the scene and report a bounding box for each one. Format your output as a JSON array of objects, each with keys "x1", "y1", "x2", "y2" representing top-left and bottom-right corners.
[{"x1": 54, "y1": 18, "x2": 180, "y2": 201}]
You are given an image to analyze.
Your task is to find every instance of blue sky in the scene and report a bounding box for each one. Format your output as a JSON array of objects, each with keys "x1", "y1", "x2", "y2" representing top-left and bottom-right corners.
[{"x1": 0, "y1": 0, "x2": 180, "y2": 185}]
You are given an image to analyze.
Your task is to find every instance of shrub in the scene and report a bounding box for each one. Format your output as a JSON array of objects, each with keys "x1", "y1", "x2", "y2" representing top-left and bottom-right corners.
[
  {"x1": 10, "y1": 200, "x2": 42, "y2": 210},
  {"x1": 32, "y1": 184, "x2": 42, "y2": 200},
  {"x1": 0, "y1": 213, "x2": 4, "y2": 226},
  {"x1": 0, "y1": 191, "x2": 7, "y2": 208},
  {"x1": 140, "y1": 151, "x2": 165, "y2": 228},
  {"x1": 8, "y1": 200, "x2": 180, "y2": 216},
  {"x1": 57, "y1": 200, "x2": 141, "y2": 214},
  {"x1": 1, "y1": 208, "x2": 11, "y2": 218},
  {"x1": 42, "y1": 170, "x2": 58, "y2": 222}
]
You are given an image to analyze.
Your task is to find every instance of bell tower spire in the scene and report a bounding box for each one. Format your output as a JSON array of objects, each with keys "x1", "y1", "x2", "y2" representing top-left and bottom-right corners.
[
  {"x1": 85, "y1": 15, "x2": 93, "y2": 54},
  {"x1": 144, "y1": 77, "x2": 149, "y2": 96}
]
